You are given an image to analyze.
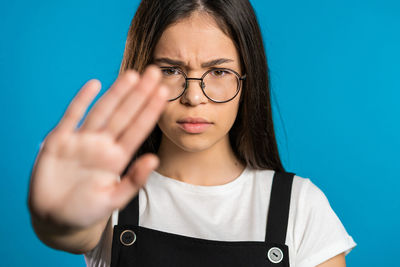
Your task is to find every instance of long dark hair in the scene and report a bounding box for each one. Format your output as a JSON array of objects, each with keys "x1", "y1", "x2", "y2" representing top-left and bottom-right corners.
[{"x1": 120, "y1": 0, "x2": 285, "y2": 174}]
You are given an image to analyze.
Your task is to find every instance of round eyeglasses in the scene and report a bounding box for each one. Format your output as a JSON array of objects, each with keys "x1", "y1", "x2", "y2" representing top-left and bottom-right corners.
[{"x1": 159, "y1": 67, "x2": 246, "y2": 103}]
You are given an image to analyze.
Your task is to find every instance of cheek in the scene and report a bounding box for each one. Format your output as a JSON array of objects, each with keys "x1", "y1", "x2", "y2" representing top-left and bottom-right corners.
[
  {"x1": 157, "y1": 108, "x2": 173, "y2": 131},
  {"x1": 221, "y1": 95, "x2": 241, "y2": 125},
  {"x1": 219, "y1": 104, "x2": 240, "y2": 131},
  {"x1": 156, "y1": 105, "x2": 180, "y2": 140},
  {"x1": 208, "y1": 99, "x2": 241, "y2": 138}
]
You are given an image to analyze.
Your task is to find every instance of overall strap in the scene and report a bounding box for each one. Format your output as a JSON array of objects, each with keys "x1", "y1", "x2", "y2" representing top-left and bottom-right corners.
[
  {"x1": 265, "y1": 171, "x2": 295, "y2": 244},
  {"x1": 118, "y1": 193, "x2": 139, "y2": 226}
]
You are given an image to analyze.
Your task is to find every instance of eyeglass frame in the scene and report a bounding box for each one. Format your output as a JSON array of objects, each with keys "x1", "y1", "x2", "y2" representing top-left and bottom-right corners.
[{"x1": 159, "y1": 66, "x2": 247, "y2": 103}]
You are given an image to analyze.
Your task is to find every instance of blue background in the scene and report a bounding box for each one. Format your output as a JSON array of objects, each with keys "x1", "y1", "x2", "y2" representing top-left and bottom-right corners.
[{"x1": 1, "y1": 0, "x2": 398, "y2": 266}]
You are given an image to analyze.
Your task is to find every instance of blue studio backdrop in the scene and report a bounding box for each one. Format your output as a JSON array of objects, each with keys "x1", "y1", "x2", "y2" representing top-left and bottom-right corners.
[{"x1": 1, "y1": 0, "x2": 399, "y2": 266}]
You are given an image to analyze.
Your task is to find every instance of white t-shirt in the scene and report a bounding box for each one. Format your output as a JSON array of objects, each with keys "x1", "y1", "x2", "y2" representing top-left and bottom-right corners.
[{"x1": 84, "y1": 166, "x2": 357, "y2": 267}]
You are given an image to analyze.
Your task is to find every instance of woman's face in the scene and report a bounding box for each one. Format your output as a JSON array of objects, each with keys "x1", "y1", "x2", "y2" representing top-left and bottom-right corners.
[{"x1": 153, "y1": 11, "x2": 243, "y2": 153}]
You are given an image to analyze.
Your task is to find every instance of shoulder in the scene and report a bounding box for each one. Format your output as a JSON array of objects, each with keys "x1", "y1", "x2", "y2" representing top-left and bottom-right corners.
[
  {"x1": 251, "y1": 169, "x2": 323, "y2": 204},
  {"x1": 284, "y1": 173, "x2": 357, "y2": 267},
  {"x1": 291, "y1": 173, "x2": 328, "y2": 209},
  {"x1": 250, "y1": 169, "x2": 331, "y2": 219},
  {"x1": 287, "y1": 172, "x2": 341, "y2": 232}
]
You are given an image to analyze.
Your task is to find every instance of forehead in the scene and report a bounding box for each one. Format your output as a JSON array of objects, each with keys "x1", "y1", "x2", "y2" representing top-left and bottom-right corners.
[{"x1": 153, "y1": 12, "x2": 240, "y2": 68}]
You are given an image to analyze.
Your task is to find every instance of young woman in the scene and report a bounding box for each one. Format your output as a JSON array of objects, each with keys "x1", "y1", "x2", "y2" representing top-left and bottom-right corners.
[{"x1": 28, "y1": 0, "x2": 357, "y2": 266}]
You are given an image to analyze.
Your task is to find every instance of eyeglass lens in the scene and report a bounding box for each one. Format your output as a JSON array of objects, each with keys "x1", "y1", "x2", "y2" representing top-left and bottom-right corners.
[{"x1": 160, "y1": 68, "x2": 239, "y2": 102}]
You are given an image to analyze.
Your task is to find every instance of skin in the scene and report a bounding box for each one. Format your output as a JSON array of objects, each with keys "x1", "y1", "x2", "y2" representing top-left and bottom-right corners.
[
  {"x1": 152, "y1": 11, "x2": 346, "y2": 267},
  {"x1": 317, "y1": 253, "x2": 346, "y2": 267},
  {"x1": 153, "y1": 11, "x2": 246, "y2": 186},
  {"x1": 27, "y1": 9, "x2": 346, "y2": 265},
  {"x1": 28, "y1": 66, "x2": 169, "y2": 253}
]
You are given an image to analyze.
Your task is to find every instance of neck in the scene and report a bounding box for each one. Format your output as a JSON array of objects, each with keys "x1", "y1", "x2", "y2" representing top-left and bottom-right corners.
[{"x1": 156, "y1": 134, "x2": 246, "y2": 186}]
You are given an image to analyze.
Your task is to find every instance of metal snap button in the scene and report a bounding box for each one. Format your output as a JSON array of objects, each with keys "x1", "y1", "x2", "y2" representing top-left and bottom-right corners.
[
  {"x1": 120, "y1": 230, "x2": 136, "y2": 246},
  {"x1": 267, "y1": 247, "x2": 284, "y2": 264}
]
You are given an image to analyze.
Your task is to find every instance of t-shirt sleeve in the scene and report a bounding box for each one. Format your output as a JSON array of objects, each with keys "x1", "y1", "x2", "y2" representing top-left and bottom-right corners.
[{"x1": 294, "y1": 178, "x2": 357, "y2": 267}]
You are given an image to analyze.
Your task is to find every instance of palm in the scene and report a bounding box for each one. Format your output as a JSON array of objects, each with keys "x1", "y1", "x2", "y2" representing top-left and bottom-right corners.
[
  {"x1": 31, "y1": 132, "x2": 127, "y2": 227},
  {"x1": 28, "y1": 66, "x2": 168, "y2": 229}
]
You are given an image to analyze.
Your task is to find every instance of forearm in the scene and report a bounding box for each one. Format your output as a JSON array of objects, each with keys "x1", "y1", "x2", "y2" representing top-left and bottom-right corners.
[{"x1": 30, "y1": 211, "x2": 109, "y2": 254}]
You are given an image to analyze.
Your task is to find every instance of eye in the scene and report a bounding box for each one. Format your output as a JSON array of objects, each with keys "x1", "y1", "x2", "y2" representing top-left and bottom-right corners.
[
  {"x1": 161, "y1": 67, "x2": 181, "y2": 76},
  {"x1": 210, "y1": 69, "x2": 228, "y2": 77}
]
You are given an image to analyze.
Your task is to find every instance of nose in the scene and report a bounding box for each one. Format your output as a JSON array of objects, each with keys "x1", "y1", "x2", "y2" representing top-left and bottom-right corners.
[{"x1": 180, "y1": 78, "x2": 208, "y2": 106}]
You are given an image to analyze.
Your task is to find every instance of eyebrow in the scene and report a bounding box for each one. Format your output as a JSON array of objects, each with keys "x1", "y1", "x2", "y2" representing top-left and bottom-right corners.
[{"x1": 153, "y1": 57, "x2": 234, "y2": 68}]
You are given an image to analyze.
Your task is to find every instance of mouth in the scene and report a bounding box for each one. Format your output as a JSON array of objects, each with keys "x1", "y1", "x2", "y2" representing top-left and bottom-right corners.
[
  {"x1": 177, "y1": 117, "x2": 211, "y2": 124},
  {"x1": 177, "y1": 122, "x2": 213, "y2": 134},
  {"x1": 177, "y1": 117, "x2": 213, "y2": 134}
]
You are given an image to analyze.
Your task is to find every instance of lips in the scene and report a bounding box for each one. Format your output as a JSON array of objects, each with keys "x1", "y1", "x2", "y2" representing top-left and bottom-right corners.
[
  {"x1": 177, "y1": 117, "x2": 213, "y2": 133},
  {"x1": 177, "y1": 117, "x2": 212, "y2": 124}
]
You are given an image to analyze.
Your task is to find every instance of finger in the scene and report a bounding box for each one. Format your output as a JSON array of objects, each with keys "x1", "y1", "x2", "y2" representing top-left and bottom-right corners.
[
  {"x1": 56, "y1": 79, "x2": 101, "y2": 134},
  {"x1": 79, "y1": 70, "x2": 140, "y2": 132},
  {"x1": 109, "y1": 153, "x2": 159, "y2": 210},
  {"x1": 103, "y1": 65, "x2": 162, "y2": 138},
  {"x1": 117, "y1": 83, "x2": 169, "y2": 156}
]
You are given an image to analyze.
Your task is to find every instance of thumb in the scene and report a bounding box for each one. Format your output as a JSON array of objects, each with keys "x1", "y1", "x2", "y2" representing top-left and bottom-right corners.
[{"x1": 109, "y1": 153, "x2": 159, "y2": 210}]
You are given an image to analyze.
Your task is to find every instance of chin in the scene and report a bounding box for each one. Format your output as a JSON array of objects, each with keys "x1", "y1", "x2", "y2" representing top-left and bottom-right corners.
[{"x1": 173, "y1": 135, "x2": 216, "y2": 153}]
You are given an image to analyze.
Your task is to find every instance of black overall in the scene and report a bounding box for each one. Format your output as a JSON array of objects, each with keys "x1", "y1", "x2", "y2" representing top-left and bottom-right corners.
[{"x1": 110, "y1": 171, "x2": 294, "y2": 267}]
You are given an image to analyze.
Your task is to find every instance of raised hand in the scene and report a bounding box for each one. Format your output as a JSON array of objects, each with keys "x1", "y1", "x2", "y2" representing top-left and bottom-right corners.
[{"x1": 28, "y1": 65, "x2": 168, "y2": 231}]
